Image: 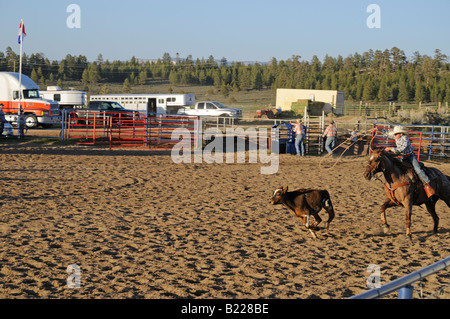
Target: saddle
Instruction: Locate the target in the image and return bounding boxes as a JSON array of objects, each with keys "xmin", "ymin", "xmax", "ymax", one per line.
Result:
[
  {"xmin": 395, "ymin": 157, "xmax": 427, "ymax": 184},
  {"xmin": 401, "ymin": 159, "xmax": 426, "ymax": 171}
]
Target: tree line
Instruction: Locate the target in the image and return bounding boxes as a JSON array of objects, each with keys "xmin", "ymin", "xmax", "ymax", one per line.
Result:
[{"xmin": 1, "ymin": 46, "xmax": 450, "ymax": 103}]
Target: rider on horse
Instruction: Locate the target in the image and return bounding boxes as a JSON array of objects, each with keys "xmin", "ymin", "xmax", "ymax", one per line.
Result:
[{"xmin": 385, "ymin": 126, "xmax": 436, "ymax": 198}]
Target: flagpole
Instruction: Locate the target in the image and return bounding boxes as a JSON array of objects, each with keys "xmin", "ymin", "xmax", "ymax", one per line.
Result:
[{"xmin": 18, "ymin": 19, "xmax": 23, "ymax": 116}]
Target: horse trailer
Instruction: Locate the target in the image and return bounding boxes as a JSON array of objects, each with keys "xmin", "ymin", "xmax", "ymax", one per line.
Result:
[
  {"xmin": 89, "ymin": 94, "xmax": 195, "ymax": 116},
  {"xmin": 40, "ymin": 86, "xmax": 87, "ymax": 110}
]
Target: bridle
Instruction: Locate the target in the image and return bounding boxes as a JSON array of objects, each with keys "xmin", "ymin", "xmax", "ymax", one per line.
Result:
[
  {"xmin": 366, "ymin": 152, "xmax": 410, "ymax": 206},
  {"xmin": 366, "ymin": 154, "xmax": 383, "ymax": 180}
]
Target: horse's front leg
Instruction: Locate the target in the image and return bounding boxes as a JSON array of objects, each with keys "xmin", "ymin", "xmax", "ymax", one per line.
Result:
[{"xmin": 380, "ymin": 198, "xmax": 395, "ymax": 233}]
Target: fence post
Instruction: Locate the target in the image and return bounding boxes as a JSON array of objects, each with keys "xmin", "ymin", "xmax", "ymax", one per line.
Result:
[
  {"xmin": 109, "ymin": 117, "xmax": 112, "ymax": 149},
  {"xmin": 428, "ymin": 125, "xmax": 435, "ymax": 161},
  {"xmin": 61, "ymin": 110, "xmax": 66, "ymax": 141},
  {"xmin": 398, "ymin": 285, "xmax": 414, "ymax": 299},
  {"xmin": 417, "ymin": 131, "xmax": 422, "ymax": 162}
]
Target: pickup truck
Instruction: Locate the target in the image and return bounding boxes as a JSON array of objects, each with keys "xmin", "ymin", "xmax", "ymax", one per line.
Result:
[
  {"xmin": 68, "ymin": 100, "xmax": 139, "ymax": 124},
  {"xmin": 177, "ymin": 101, "xmax": 242, "ymax": 118}
]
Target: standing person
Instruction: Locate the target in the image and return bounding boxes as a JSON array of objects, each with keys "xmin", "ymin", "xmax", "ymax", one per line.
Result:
[
  {"xmin": 18, "ymin": 111, "xmax": 26, "ymax": 139},
  {"xmin": 350, "ymin": 127, "xmax": 358, "ymax": 143},
  {"xmin": 385, "ymin": 126, "xmax": 435, "ymax": 197},
  {"xmin": 285, "ymin": 122, "xmax": 296, "ymax": 155},
  {"xmin": 0, "ymin": 104, "xmax": 6, "ymax": 136},
  {"xmin": 293, "ymin": 119, "xmax": 306, "ymax": 156},
  {"xmin": 322, "ymin": 120, "xmax": 337, "ymax": 155},
  {"xmin": 351, "ymin": 126, "xmax": 359, "ymax": 155}
]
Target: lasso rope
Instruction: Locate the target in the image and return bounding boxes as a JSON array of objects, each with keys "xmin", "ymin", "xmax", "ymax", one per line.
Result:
[{"xmin": 319, "ymin": 129, "xmax": 374, "ymax": 170}]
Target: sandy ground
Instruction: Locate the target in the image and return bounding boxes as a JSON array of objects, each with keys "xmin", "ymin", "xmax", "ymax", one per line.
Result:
[{"xmin": 0, "ymin": 141, "xmax": 449, "ymax": 299}]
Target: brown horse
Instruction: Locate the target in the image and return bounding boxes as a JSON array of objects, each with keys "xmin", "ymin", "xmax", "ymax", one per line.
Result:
[{"xmin": 364, "ymin": 148, "xmax": 450, "ymax": 237}]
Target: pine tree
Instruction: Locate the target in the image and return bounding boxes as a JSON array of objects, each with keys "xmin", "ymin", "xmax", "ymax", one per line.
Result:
[
  {"xmin": 251, "ymin": 67, "xmax": 263, "ymax": 90},
  {"xmin": 363, "ymin": 78, "xmax": 377, "ymax": 101},
  {"xmin": 377, "ymin": 77, "xmax": 390, "ymax": 101},
  {"xmin": 169, "ymin": 71, "xmax": 179, "ymax": 85},
  {"xmin": 138, "ymin": 70, "xmax": 147, "ymax": 85},
  {"xmin": 30, "ymin": 68, "xmax": 39, "ymax": 84},
  {"xmin": 415, "ymin": 81, "xmax": 425, "ymax": 104},
  {"xmin": 81, "ymin": 69, "xmax": 89, "ymax": 84},
  {"xmin": 87, "ymin": 63, "xmax": 100, "ymax": 84},
  {"xmin": 123, "ymin": 78, "xmax": 132, "ymax": 93},
  {"xmin": 398, "ymin": 80, "xmax": 409, "ymax": 102}
]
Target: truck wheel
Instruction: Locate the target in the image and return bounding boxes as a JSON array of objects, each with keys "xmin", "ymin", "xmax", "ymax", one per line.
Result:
[{"xmin": 25, "ymin": 115, "xmax": 38, "ymax": 129}]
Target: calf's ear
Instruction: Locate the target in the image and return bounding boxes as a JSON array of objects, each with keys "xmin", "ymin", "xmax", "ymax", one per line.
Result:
[{"xmin": 284, "ymin": 186, "xmax": 288, "ymax": 193}]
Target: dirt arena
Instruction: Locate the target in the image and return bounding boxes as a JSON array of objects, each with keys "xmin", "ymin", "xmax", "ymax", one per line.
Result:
[{"xmin": 0, "ymin": 141, "xmax": 449, "ymax": 299}]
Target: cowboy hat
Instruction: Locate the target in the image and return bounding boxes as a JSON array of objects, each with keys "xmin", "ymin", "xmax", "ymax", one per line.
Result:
[{"xmin": 389, "ymin": 126, "xmax": 408, "ymax": 137}]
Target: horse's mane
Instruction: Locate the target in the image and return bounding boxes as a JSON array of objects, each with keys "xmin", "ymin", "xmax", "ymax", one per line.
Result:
[{"xmin": 380, "ymin": 150, "xmax": 410, "ymax": 174}]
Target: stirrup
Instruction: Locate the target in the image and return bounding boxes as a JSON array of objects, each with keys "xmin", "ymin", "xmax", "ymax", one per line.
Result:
[{"xmin": 424, "ymin": 184, "xmax": 436, "ymax": 198}]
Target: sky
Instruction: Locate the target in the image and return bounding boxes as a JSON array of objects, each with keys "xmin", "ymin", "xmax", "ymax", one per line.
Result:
[{"xmin": 0, "ymin": 0, "xmax": 449, "ymax": 63}]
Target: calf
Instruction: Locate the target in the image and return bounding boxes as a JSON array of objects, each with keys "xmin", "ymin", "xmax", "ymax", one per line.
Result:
[{"xmin": 271, "ymin": 186, "xmax": 335, "ymax": 239}]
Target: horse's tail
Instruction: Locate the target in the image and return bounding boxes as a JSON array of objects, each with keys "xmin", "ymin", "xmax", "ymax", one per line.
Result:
[
  {"xmin": 445, "ymin": 175, "xmax": 450, "ymax": 207},
  {"xmin": 322, "ymin": 190, "xmax": 335, "ymax": 229}
]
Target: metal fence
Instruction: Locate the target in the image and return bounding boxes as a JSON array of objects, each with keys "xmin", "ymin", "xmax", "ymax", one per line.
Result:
[
  {"xmin": 350, "ymin": 256, "xmax": 450, "ymax": 299},
  {"xmin": 372, "ymin": 123, "xmax": 449, "ymax": 161},
  {"xmin": 63, "ymin": 110, "xmax": 199, "ymax": 150},
  {"xmin": 344, "ymin": 102, "xmax": 449, "ymax": 117}
]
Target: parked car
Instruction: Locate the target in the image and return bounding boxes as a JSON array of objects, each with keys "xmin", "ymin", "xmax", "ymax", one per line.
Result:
[
  {"xmin": 69, "ymin": 101, "xmax": 139, "ymax": 124},
  {"xmin": 177, "ymin": 101, "xmax": 242, "ymax": 118}
]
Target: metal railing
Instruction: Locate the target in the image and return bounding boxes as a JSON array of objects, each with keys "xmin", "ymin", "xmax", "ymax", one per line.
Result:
[
  {"xmin": 373, "ymin": 123, "xmax": 450, "ymax": 161},
  {"xmin": 350, "ymin": 256, "xmax": 450, "ymax": 299}
]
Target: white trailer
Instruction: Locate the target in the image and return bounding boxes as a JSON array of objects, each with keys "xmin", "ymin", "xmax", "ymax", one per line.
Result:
[
  {"xmin": 89, "ymin": 94, "xmax": 195, "ymax": 116},
  {"xmin": 40, "ymin": 86, "xmax": 87, "ymax": 109}
]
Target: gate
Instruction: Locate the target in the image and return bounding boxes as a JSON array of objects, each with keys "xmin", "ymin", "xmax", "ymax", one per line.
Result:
[
  {"xmin": 109, "ymin": 114, "xmax": 199, "ymax": 150},
  {"xmin": 303, "ymin": 110, "xmax": 325, "ymax": 155},
  {"xmin": 66, "ymin": 111, "xmax": 137, "ymax": 145},
  {"xmin": 371, "ymin": 124, "xmax": 423, "ymax": 161},
  {"xmin": 65, "ymin": 111, "xmax": 199, "ymax": 150}
]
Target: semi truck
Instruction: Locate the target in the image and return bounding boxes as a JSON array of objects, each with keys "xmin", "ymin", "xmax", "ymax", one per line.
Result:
[{"xmin": 0, "ymin": 72, "xmax": 61, "ymax": 128}]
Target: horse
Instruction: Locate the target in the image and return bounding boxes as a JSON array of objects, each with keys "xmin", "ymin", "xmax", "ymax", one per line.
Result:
[{"xmin": 364, "ymin": 148, "xmax": 450, "ymax": 237}]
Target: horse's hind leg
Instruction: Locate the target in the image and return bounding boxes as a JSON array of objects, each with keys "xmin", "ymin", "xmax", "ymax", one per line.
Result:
[{"xmin": 425, "ymin": 198, "xmax": 440, "ymax": 234}]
